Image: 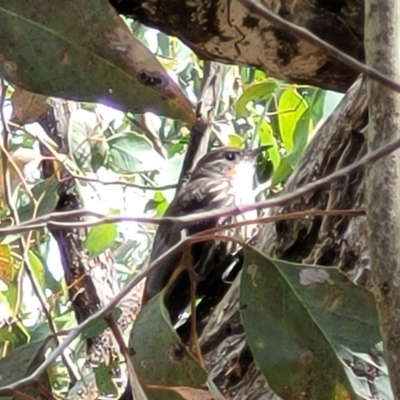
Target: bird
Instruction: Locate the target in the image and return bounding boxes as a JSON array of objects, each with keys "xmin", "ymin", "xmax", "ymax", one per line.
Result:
[
  {"xmin": 142, "ymin": 146, "xmax": 265, "ymax": 318},
  {"xmin": 119, "ymin": 146, "xmax": 264, "ymax": 400}
]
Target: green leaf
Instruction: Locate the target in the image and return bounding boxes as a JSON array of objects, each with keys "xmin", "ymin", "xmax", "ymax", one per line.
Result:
[
  {"xmin": 108, "ymin": 132, "xmax": 164, "ymax": 173},
  {"xmin": 0, "ymin": 234, "xmax": 23, "ymax": 245},
  {"xmin": 0, "ymin": 328, "xmax": 17, "ymax": 344},
  {"xmin": 272, "ymin": 95, "xmax": 315, "ymax": 186},
  {"xmin": 277, "ymin": 87, "xmax": 308, "ymax": 152},
  {"xmin": 240, "ymin": 248, "xmax": 385, "ymax": 400},
  {"xmin": 274, "ymin": 89, "xmax": 325, "ymax": 186},
  {"xmin": 0, "ymin": 0, "xmax": 195, "ymax": 122},
  {"xmin": 235, "ymin": 79, "xmax": 278, "ymax": 117},
  {"xmin": 271, "ymin": 154, "xmax": 295, "ymax": 186},
  {"xmin": 130, "ymin": 293, "xmax": 208, "ymax": 389},
  {"xmin": 82, "ymin": 308, "xmax": 122, "ymax": 339},
  {"xmin": 309, "ymin": 89, "xmax": 326, "ymax": 123},
  {"xmin": 0, "ymin": 338, "xmax": 55, "ymax": 398},
  {"xmin": 291, "ymin": 110, "xmax": 311, "ymax": 158},
  {"xmin": 95, "ymin": 363, "xmax": 118, "ymax": 395},
  {"xmin": 227, "ymin": 133, "xmax": 244, "ymax": 147},
  {"xmin": 145, "ymin": 192, "xmax": 167, "ymax": 216},
  {"xmin": 84, "ymin": 223, "xmax": 117, "ymax": 257},
  {"xmin": 257, "ymin": 119, "xmax": 280, "ymax": 173},
  {"xmin": 18, "ymin": 177, "xmax": 60, "ymax": 222},
  {"xmin": 37, "ymin": 241, "xmax": 63, "ymax": 294},
  {"xmin": 29, "ymin": 321, "xmax": 51, "ymax": 342},
  {"xmin": 67, "ymin": 108, "xmax": 107, "ymax": 173},
  {"xmin": 28, "ymin": 250, "xmax": 45, "ymax": 290}
]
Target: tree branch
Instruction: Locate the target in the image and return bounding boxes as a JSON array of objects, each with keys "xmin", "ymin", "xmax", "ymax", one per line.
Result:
[{"xmin": 239, "ymin": 0, "xmax": 400, "ymax": 93}]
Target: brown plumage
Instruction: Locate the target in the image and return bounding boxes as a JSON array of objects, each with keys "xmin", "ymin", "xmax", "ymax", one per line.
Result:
[{"xmin": 143, "ymin": 146, "xmax": 263, "ymax": 316}]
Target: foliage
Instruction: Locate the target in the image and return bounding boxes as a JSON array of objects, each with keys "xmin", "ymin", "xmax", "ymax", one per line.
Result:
[
  {"xmin": 0, "ymin": 3, "xmax": 386, "ymax": 400},
  {"xmin": 240, "ymin": 251, "xmax": 384, "ymax": 400},
  {"xmin": 0, "ymin": 0, "xmax": 195, "ymax": 122}
]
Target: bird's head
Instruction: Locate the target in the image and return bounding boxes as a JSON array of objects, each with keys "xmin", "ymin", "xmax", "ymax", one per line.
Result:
[{"xmin": 192, "ymin": 146, "xmax": 267, "ymax": 182}]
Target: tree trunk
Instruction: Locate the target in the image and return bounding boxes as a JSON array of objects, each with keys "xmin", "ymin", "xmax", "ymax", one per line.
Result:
[{"xmin": 364, "ymin": 0, "xmax": 400, "ymax": 396}]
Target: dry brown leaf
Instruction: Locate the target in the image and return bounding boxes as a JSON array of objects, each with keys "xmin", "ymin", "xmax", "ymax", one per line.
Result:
[{"xmin": 11, "ymin": 87, "xmax": 49, "ymax": 124}]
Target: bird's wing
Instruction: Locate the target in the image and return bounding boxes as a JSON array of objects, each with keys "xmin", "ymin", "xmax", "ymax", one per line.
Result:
[{"xmin": 144, "ymin": 178, "xmax": 233, "ymax": 301}]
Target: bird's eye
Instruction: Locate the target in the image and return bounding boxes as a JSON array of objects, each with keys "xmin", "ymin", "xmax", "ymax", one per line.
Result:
[{"xmin": 225, "ymin": 152, "xmax": 236, "ymax": 161}]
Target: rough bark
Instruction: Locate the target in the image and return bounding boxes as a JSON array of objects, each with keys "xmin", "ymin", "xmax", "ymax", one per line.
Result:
[
  {"xmin": 109, "ymin": 0, "xmax": 364, "ymax": 91},
  {"xmin": 198, "ymin": 78, "xmax": 371, "ymax": 399},
  {"xmin": 364, "ymin": 1, "xmax": 400, "ymax": 397}
]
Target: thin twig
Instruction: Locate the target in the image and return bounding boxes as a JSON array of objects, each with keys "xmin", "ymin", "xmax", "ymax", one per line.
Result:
[
  {"xmin": 0, "ymin": 80, "xmax": 17, "ymax": 212},
  {"xmin": 0, "ymin": 208, "xmax": 361, "ymax": 237},
  {"xmin": 14, "ymin": 120, "xmax": 176, "ymax": 192},
  {"xmin": 0, "ymin": 230, "xmax": 192, "ymax": 393},
  {"xmin": 0, "ymin": 83, "xmax": 32, "ymax": 356},
  {"xmin": 71, "ymin": 174, "xmax": 177, "ymax": 191},
  {"xmin": 1, "ymin": 132, "xmax": 399, "ymax": 237},
  {"xmin": 195, "ymin": 208, "xmax": 364, "ymax": 237},
  {"xmin": 129, "ymin": 115, "xmax": 168, "ymax": 159},
  {"xmin": 0, "ymin": 84, "xmax": 77, "ymax": 384},
  {"xmin": 0, "ymin": 204, "xmax": 365, "ymax": 395},
  {"xmin": 0, "ymin": 231, "xmax": 249, "ymax": 394}
]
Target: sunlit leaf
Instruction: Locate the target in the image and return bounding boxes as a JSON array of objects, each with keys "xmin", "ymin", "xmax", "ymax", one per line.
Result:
[
  {"xmin": 277, "ymin": 87, "xmax": 308, "ymax": 152},
  {"xmin": 84, "ymin": 223, "xmax": 117, "ymax": 257},
  {"xmin": 235, "ymin": 79, "xmax": 278, "ymax": 117},
  {"xmin": 145, "ymin": 191, "xmax": 169, "ymax": 217},
  {"xmin": 108, "ymin": 132, "xmax": 164, "ymax": 173},
  {"xmin": 28, "ymin": 250, "xmax": 45, "ymax": 290},
  {"xmin": 227, "ymin": 133, "xmax": 244, "ymax": 147},
  {"xmin": 257, "ymin": 119, "xmax": 280, "ymax": 173}
]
